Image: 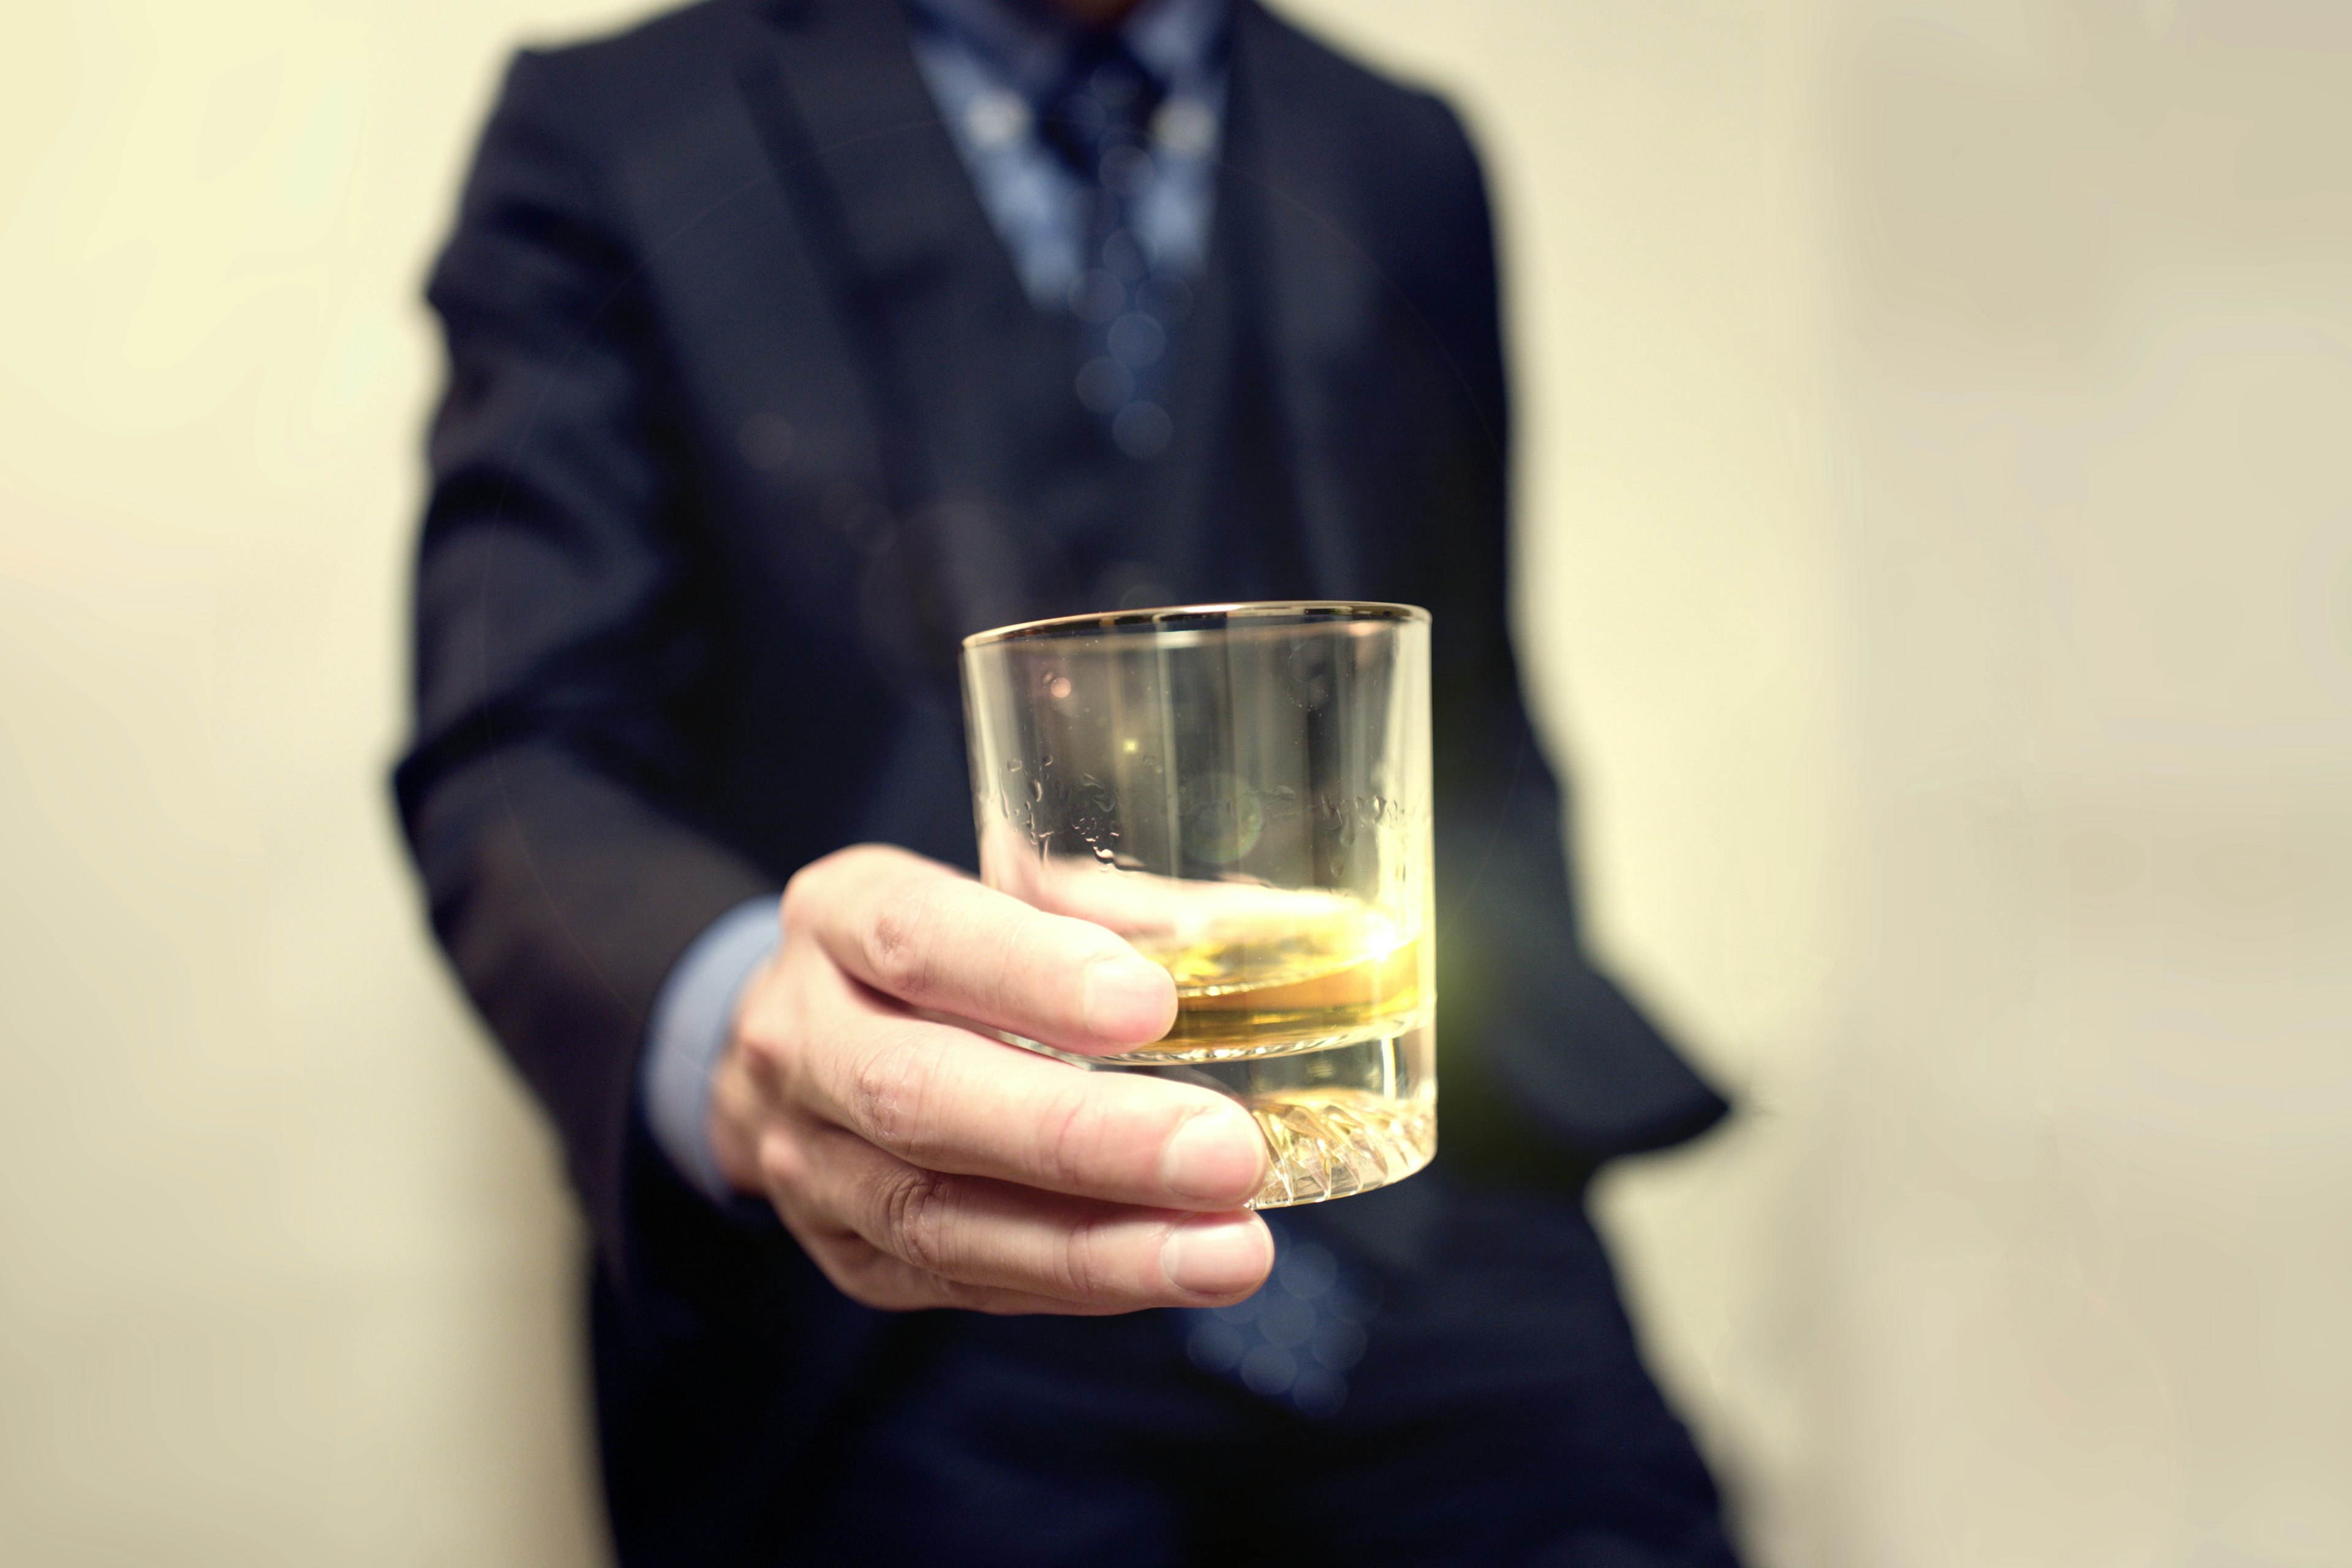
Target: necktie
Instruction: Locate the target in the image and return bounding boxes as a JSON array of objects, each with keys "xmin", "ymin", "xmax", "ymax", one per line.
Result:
[
  {"xmin": 1176, "ymin": 1213, "xmax": 1382, "ymax": 1418},
  {"xmin": 1039, "ymin": 37, "xmax": 1183, "ymax": 459}
]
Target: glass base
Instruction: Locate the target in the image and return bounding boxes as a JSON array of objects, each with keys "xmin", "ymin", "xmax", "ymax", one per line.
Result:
[{"xmin": 1106, "ymin": 1026, "xmax": 1436, "ymax": 1207}]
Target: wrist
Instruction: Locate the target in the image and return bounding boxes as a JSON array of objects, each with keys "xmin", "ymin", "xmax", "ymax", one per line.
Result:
[{"xmin": 640, "ymin": 894, "xmax": 783, "ymax": 1205}]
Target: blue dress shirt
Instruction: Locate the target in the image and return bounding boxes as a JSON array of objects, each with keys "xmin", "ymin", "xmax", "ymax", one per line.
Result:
[
  {"xmin": 639, "ymin": 0, "xmax": 1232, "ymax": 1203},
  {"xmin": 907, "ymin": 0, "xmax": 1229, "ymax": 306}
]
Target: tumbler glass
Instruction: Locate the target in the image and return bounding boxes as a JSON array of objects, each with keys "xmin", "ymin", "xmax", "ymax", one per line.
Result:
[{"xmin": 961, "ymin": 602, "xmax": 1436, "ymax": 1207}]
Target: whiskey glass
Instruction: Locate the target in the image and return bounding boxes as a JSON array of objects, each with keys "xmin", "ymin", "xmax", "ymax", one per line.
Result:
[{"xmin": 960, "ymin": 602, "xmax": 1435, "ymax": 1206}]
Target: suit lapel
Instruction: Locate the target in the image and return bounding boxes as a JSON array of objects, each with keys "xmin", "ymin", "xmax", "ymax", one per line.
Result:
[
  {"xmin": 741, "ymin": 0, "xmax": 1053, "ymax": 665},
  {"xmin": 741, "ymin": 0, "xmax": 1027, "ymax": 333}
]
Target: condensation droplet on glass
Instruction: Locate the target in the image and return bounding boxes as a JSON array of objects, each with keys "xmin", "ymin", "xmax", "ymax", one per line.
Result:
[
  {"xmin": 1028, "ymin": 779, "xmax": 1044, "ymax": 802},
  {"xmin": 1047, "ymin": 674, "xmax": 1072, "ymax": 700}
]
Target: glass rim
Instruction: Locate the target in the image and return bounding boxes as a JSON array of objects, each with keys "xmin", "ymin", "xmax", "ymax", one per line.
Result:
[{"xmin": 962, "ymin": 600, "xmax": 1429, "ymax": 650}]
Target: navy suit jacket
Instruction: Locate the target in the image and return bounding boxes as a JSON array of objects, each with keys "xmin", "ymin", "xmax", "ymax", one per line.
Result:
[{"xmin": 397, "ymin": 0, "xmax": 1727, "ymax": 1549}]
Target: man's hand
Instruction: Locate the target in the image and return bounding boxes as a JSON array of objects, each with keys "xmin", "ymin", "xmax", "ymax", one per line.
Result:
[{"xmin": 707, "ymin": 845, "xmax": 1273, "ymax": 1314}]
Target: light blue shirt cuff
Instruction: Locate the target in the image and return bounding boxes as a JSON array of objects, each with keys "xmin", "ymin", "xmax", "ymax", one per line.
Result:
[{"xmin": 641, "ymin": 895, "xmax": 782, "ymax": 1206}]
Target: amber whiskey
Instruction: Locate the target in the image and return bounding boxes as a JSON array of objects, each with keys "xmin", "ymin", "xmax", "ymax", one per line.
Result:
[{"xmin": 1113, "ymin": 901, "xmax": 1436, "ymax": 1205}]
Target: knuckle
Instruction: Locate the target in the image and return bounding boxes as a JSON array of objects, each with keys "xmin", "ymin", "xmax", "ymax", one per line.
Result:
[
  {"xmin": 864, "ymin": 886, "xmax": 940, "ymax": 997},
  {"xmin": 731, "ymin": 970, "xmax": 789, "ymax": 1065},
  {"xmin": 1051, "ymin": 1212, "xmax": 1118, "ymax": 1302},
  {"xmin": 736, "ymin": 964, "xmax": 816, "ymax": 1102},
  {"xmin": 733, "ymin": 1016, "xmax": 779, "ymax": 1075},
  {"xmin": 813, "ymin": 1244, "xmax": 914, "ymax": 1312},
  {"xmin": 756, "ymin": 1129, "xmax": 805, "ymax": 1196},
  {"xmin": 779, "ymin": 862, "xmax": 827, "ymax": 927},
  {"xmin": 1038, "ymin": 1084, "xmax": 1109, "ymax": 1190},
  {"xmin": 844, "ymin": 1031, "xmax": 935, "ymax": 1153},
  {"xmin": 874, "ymin": 1166, "xmax": 957, "ymax": 1272}
]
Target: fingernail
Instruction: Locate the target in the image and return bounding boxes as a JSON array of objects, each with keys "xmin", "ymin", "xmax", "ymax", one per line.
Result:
[
  {"xmin": 1159, "ymin": 1106, "xmax": 1267, "ymax": 1203},
  {"xmin": 1161, "ymin": 1213, "xmax": 1272, "ymax": 1297},
  {"xmin": 1082, "ymin": 952, "xmax": 1175, "ymax": 1041}
]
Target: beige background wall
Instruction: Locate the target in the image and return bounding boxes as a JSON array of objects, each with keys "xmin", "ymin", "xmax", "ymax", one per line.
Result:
[{"xmin": 4, "ymin": 2, "xmax": 2346, "ymax": 1564}]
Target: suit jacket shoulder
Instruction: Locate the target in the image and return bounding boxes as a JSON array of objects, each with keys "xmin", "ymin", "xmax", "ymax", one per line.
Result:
[{"xmin": 1231, "ymin": 7, "xmax": 1493, "ymax": 255}]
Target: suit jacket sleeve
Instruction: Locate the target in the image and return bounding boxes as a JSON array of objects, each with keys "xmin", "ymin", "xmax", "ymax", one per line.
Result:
[
  {"xmin": 394, "ymin": 50, "xmax": 778, "ymax": 1268},
  {"xmin": 1408, "ymin": 97, "xmax": 1731, "ymax": 1164}
]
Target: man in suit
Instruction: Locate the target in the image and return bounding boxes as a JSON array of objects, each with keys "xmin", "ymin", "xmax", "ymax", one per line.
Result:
[{"xmin": 399, "ymin": 0, "xmax": 1740, "ymax": 1560}]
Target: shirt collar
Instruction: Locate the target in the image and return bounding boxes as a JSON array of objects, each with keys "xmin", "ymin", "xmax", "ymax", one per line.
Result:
[
  {"xmin": 903, "ymin": 0, "xmax": 1231, "ymax": 102},
  {"xmin": 1122, "ymin": 0, "xmax": 1229, "ymax": 86}
]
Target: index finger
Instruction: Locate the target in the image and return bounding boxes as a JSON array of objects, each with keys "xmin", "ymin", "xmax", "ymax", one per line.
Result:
[
  {"xmin": 787, "ymin": 845, "xmax": 1176, "ymax": 1055},
  {"xmin": 788, "ymin": 985, "xmax": 1268, "ymax": 1212}
]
